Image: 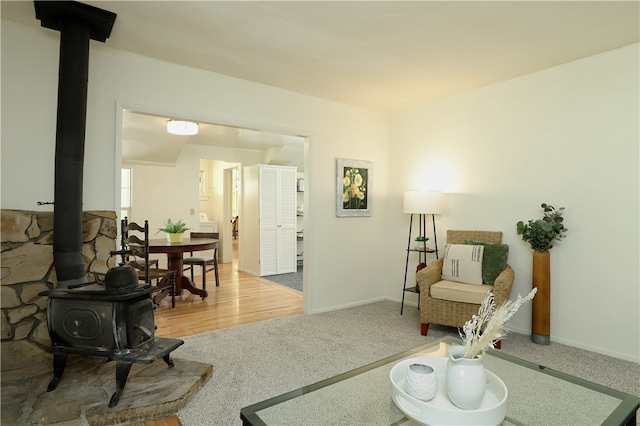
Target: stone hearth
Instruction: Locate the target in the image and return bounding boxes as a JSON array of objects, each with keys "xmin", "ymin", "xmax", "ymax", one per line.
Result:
[{"xmin": 2, "ymin": 354, "xmax": 212, "ymax": 425}]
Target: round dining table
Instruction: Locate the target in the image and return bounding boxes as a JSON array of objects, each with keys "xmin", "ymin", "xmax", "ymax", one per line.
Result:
[{"xmin": 147, "ymin": 237, "xmax": 219, "ymax": 301}]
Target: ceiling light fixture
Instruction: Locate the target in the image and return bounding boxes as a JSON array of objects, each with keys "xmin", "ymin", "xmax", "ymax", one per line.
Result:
[{"xmin": 167, "ymin": 119, "xmax": 198, "ymax": 135}]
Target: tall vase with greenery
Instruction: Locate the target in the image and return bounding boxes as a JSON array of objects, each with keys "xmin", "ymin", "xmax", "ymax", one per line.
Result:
[{"xmin": 516, "ymin": 203, "xmax": 568, "ymax": 345}]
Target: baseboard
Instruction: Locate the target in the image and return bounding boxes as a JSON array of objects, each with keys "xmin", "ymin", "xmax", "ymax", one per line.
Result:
[
  {"xmin": 309, "ymin": 296, "xmax": 387, "ymax": 314},
  {"xmin": 508, "ymin": 326, "xmax": 638, "ymax": 362},
  {"xmin": 385, "ymin": 296, "xmax": 418, "ymax": 308}
]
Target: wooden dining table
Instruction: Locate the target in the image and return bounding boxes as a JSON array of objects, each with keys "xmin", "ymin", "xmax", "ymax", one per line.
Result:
[{"xmin": 147, "ymin": 237, "xmax": 219, "ymax": 302}]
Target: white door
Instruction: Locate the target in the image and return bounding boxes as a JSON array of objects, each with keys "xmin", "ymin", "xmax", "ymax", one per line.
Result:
[
  {"xmin": 259, "ymin": 167, "xmax": 278, "ymax": 275},
  {"xmin": 276, "ymin": 167, "xmax": 297, "ymax": 274},
  {"xmin": 259, "ymin": 166, "xmax": 297, "ymax": 275}
]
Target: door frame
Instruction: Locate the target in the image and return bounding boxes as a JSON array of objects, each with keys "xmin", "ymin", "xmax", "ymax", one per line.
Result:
[
  {"xmin": 222, "ymin": 165, "xmax": 241, "ymax": 265},
  {"xmin": 116, "ymin": 102, "xmax": 310, "ymax": 311}
]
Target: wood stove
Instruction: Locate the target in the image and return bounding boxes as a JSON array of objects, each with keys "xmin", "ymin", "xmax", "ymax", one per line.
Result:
[
  {"xmin": 34, "ymin": 1, "xmax": 183, "ymax": 407},
  {"xmin": 43, "ymin": 276, "xmax": 183, "ymax": 407}
]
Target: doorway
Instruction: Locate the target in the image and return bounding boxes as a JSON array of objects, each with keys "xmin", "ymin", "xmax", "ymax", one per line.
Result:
[
  {"xmin": 223, "ymin": 165, "xmax": 241, "ymax": 266},
  {"xmin": 119, "ymin": 107, "xmax": 307, "ymax": 295}
]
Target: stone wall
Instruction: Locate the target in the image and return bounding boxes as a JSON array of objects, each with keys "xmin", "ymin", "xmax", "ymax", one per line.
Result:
[{"xmin": 1, "ymin": 210, "xmax": 117, "ymax": 371}]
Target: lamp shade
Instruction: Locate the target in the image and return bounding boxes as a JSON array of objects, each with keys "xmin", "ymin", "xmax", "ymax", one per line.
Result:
[
  {"xmin": 167, "ymin": 119, "xmax": 198, "ymax": 135},
  {"xmin": 403, "ymin": 190, "xmax": 442, "ymax": 214}
]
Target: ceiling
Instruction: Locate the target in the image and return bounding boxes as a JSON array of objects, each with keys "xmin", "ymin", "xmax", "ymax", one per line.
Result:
[
  {"xmin": 3, "ymin": 1, "xmax": 638, "ymax": 168},
  {"xmin": 121, "ymin": 110, "xmax": 306, "ymax": 168}
]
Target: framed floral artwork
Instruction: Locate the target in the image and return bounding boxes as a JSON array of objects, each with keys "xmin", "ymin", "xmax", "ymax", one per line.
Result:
[{"xmin": 336, "ymin": 158, "xmax": 373, "ymax": 217}]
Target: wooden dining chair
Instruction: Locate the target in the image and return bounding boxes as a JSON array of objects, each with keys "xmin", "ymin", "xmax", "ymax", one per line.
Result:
[
  {"xmin": 183, "ymin": 231, "xmax": 219, "ymax": 290},
  {"xmin": 121, "ymin": 217, "xmax": 176, "ymax": 308},
  {"xmin": 120, "ymin": 219, "xmax": 159, "ymax": 270}
]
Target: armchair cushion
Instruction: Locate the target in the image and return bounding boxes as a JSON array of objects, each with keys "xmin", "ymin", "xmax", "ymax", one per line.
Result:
[
  {"xmin": 441, "ymin": 243, "xmax": 484, "ymax": 285},
  {"xmin": 431, "ymin": 280, "xmax": 493, "ymax": 304},
  {"xmin": 465, "ymin": 239, "xmax": 509, "ymax": 285}
]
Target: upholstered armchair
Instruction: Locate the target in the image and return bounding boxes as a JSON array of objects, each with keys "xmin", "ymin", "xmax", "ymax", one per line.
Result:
[{"xmin": 417, "ymin": 230, "xmax": 515, "ymax": 338}]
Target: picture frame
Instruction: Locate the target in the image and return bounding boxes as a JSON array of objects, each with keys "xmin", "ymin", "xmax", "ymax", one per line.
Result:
[{"xmin": 336, "ymin": 158, "xmax": 373, "ymax": 217}]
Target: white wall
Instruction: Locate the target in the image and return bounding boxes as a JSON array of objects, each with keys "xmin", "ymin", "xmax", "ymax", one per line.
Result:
[
  {"xmin": 1, "ymin": 20, "xmax": 391, "ymax": 316},
  {"xmin": 388, "ymin": 44, "xmax": 640, "ymax": 361},
  {"xmin": 126, "ymin": 159, "xmax": 198, "ymax": 236}
]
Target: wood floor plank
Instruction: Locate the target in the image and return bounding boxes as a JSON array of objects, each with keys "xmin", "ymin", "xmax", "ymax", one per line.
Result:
[{"xmin": 154, "ymin": 261, "xmax": 302, "ymax": 338}]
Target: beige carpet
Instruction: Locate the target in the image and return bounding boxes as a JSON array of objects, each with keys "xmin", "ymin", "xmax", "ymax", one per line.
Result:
[{"xmin": 174, "ymin": 300, "xmax": 639, "ymax": 425}]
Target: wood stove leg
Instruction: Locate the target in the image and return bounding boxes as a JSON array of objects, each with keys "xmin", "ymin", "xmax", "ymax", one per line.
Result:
[
  {"xmin": 47, "ymin": 352, "xmax": 68, "ymax": 391},
  {"xmin": 109, "ymin": 361, "xmax": 133, "ymax": 408},
  {"xmin": 163, "ymin": 353, "xmax": 175, "ymax": 368}
]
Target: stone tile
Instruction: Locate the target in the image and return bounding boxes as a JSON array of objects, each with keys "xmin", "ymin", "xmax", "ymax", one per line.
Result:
[{"xmin": 0, "ymin": 210, "xmax": 32, "ymax": 243}]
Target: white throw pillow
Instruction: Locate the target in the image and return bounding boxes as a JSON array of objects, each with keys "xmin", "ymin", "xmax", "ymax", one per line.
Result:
[{"xmin": 441, "ymin": 243, "xmax": 484, "ymax": 285}]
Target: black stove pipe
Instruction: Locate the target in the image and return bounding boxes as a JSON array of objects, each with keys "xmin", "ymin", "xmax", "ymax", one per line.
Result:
[
  {"xmin": 35, "ymin": 1, "xmax": 116, "ymax": 288},
  {"xmin": 52, "ymin": 14, "xmax": 90, "ymax": 286}
]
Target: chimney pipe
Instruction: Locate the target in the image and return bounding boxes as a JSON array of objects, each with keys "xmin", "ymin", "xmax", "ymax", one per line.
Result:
[{"xmin": 35, "ymin": 1, "xmax": 116, "ymax": 287}]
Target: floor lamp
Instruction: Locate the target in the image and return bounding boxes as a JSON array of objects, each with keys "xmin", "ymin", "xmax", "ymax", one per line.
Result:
[{"xmin": 401, "ymin": 190, "xmax": 442, "ymax": 314}]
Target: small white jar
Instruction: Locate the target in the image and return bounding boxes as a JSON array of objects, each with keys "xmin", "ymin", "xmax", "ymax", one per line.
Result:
[{"xmin": 405, "ymin": 363, "xmax": 438, "ymax": 401}]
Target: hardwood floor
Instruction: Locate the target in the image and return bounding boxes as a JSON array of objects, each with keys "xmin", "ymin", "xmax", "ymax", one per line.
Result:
[{"xmin": 136, "ymin": 241, "xmax": 303, "ymax": 425}]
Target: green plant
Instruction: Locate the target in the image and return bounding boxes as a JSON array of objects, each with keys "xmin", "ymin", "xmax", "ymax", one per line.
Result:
[
  {"xmin": 516, "ymin": 203, "xmax": 568, "ymax": 251},
  {"xmin": 415, "ymin": 236, "xmax": 429, "ymax": 242},
  {"xmin": 158, "ymin": 218, "xmax": 190, "ymax": 234}
]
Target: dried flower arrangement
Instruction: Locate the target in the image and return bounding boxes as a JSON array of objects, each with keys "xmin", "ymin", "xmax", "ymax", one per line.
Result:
[{"xmin": 460, "ymin": 288, "xmax": 538, "ymax": 359}]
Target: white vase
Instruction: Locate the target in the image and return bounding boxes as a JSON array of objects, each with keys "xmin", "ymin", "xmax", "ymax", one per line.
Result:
[{"xmin": 446, "ymin": 345, "xmax": 486, "ymax": 410}]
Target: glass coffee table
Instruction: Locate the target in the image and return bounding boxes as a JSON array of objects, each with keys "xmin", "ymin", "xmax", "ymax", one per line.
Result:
[{"xmin": 240, "ymin": 336, "xmax": 639, "ymax": 425}]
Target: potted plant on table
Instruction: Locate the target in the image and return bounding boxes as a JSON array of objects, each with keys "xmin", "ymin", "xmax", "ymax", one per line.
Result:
[
  {"xmin": 158, "ymin": 218, "xmax": 190, "ymax": 243},
  {"xmin": 516, "ymin": 203, "xmax": 568, "ymax": 345}
]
